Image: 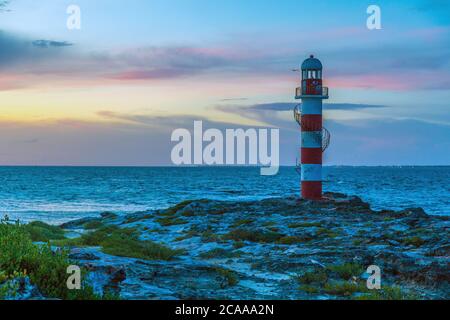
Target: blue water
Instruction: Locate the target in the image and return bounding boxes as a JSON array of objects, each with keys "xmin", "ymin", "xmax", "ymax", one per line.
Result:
[{"xmin": 0, "ymin": 166, "xmax": 448, "ymax": 224}]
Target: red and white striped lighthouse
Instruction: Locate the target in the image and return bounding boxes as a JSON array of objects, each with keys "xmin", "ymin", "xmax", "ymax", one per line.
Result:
[{"xmin": 294, "ymin": 55, "xmax": 330, "ymax": 200}]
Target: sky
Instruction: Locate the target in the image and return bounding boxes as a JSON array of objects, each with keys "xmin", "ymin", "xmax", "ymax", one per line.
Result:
[{"xmin": 0, "ymin": 0, "xmax": 449, "ymax": 166}]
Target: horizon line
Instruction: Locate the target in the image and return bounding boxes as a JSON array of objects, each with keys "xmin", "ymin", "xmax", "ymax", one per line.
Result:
[{"xmin": 0, "ymin": 165, "xmax": 448, "ymax": 168}]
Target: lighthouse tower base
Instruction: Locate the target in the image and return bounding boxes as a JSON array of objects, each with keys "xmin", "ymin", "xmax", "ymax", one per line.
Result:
[{"xmin": 302, "ymin": 181, "xmax": 322, "ymax": 200}]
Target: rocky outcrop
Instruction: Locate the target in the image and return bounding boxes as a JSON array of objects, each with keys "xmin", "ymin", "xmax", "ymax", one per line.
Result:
[
  {"xmin": 60, "ymin": 193, "xmax": 449, "ymax": 300},
  {"xmin": 0, "ymin": 277, "xmax": 43, "ymax": 300}
]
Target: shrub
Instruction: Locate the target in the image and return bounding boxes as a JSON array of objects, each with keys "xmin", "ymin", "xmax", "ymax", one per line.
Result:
[
  {"xmin": 402, "ymin": 236, "xmax": 425, "ymax": 247},
  {"xmin": 328, "ymin": 263, "xmax": 364, "ymax": 280},
  {"xmin": 277, "ymin": 236, "xmax": 304, "ymax": 245},
  {"xmin": 155, "ymin": 217, "xmax": 188, "ymax": 227},
  {"xmin": 355, "ymin": 286, "xmax": 419, "ymax": 300},
  {"xmin": 213, "ymin": 267, "xmax": 238, "ymax": 287},
  {"xmin": 288, "ymin": 222, "xmax": 321, "ymax": 228},
  {"xmin": 297, "ymin": 269, "xmax": 328, "ymax": 285},
  {"xmin": 83, "ymin": 220, "xmax": 104, "ymax": 230},
  {"xmin": 299, "ymin": 284, "xmax": 319, "ymax": 294},
  {"xmin": 23, "ymin": 221, "xmax": 66, "ymax": 242},
  {"xmin": 323, "ymin": 281, "xmax": 368, "ymax": 296},
  {"xmin": 0, "ymin": 221, "xmax": 100, "ymax": 300},
  {"xmin": 164, "ymin": 200, "xmax": 196, "ymax": 215},
  {"xmin": 316, "ymin": 227, "xmax": 339, "ymax": 238},
  {"xmin": 231, "ymin": 219, "xmax": 254, "ymax": 228}
]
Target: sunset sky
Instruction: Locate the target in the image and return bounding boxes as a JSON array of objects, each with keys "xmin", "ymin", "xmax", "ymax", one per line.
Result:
[{"xmin": 0, "ymin": 0, "xmax": 449, "ymax": 165}]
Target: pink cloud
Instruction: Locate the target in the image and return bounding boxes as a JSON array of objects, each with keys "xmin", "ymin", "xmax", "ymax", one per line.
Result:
[{"xmin": 328, "ymin": 70, "xmax": 450, "ymax": 91}]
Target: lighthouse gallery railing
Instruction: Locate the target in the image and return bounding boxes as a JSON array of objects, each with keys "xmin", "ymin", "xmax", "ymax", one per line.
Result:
[{"xmin": 295, "ymin": 86, "xmax": 329, "ymax": 98}]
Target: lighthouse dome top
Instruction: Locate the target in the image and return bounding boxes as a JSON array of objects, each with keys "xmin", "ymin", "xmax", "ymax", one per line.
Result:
[{"xmin": 301, "ymin": 55, "xmax": 322, "ymax": 70}]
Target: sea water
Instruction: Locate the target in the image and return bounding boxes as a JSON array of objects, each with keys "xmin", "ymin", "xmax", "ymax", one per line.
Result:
[{"xmin": 0, "ymin": 166, "xmax": 448, "ymax": 224}]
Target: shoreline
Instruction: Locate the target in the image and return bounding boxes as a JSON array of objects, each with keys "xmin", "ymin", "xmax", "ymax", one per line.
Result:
[{"xmin": 1, "ymin": 193, "xmax": 449, "ymax": 300}]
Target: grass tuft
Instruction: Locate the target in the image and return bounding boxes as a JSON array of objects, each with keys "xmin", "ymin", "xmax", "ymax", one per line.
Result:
[
  {"xmin": 55, "ymin": 225, "xmax": 182, "ymax": 261},
  {"xmin": 83, "ymin": 220, "xmax": 104, "ymax": 230},
  {"xmin": 402, "ymin": 236, "xmax": 425, "ymax": 247},
  {"xmin": 323, "ymin": 281, "xmax": 368, "ymax": 296},
  {"xmin": 297, "ymin": 269, "xmax": 328, "ymax": 285},
  {"xmin": 213, "ymin": 267, "xmax": 239, "ymax": 287},
  {"xmin": 327, "ymin": 262, "xmax": 364, "ymax": 280},
  {"xmin": 155, "ymin": 217, "xmax": 188, "ymax": 227},
  {"xmin": 23, "ymin": 221, "xmax": 66, "ymax": 242},
  {"xmin": 224, "ymin": 229, "xmax": 284, "ymax": 243}
]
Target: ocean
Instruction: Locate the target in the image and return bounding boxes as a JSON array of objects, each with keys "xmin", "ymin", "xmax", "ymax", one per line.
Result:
[{"xmin": 0, "ymin": 166, "xmax": 448, "ymax": 224}]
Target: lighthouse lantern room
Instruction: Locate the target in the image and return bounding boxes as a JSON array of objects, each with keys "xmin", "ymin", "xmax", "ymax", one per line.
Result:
[{"xmin": 294, "ymin": 55, "xmax": 330, "ymax": 200}]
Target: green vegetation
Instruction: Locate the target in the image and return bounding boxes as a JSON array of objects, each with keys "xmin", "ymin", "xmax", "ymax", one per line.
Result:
[
  {"xmin": 354, "ymin": 286, "xmax": 419, "ymax": 300},
  {"xmin": 352, "ymin": 239, "xmax": 364, "ymax": 246},
  {"xmin": 213, "ymin": 267, "xmax": 239, "ymax": 287},
  {"xmin": 200, "ymin": 230, "xmax": 222, "ymax": 243},
  {"xmin": 296, "ymin": 262, "xmax": 416, "ymax": 300},
  {"xmin": 83, "ymin": 220, "xmax": 104, "ymax": 230},
  {"xmin": 297, "ymin": 269, "xmax": 328, "ymax": 285},
  {"xmin": 208, "ymin": 205, "xmax": 228, "ymax": 215},
  {"xmin": 181, "ymin": 210, "xmax": 195, "ymax": 217},
  {"xmin": 231, "ymin": 219, "xmax": 254, "ymax": 228},
  {"xmin": 232, "ymin": 241, "xmax": 245, "ymax": 249},
  {"xmin": 164, "ymin": 200, "xmax": 198, "ymax": 215},
  {"xmin": 100, "ymin": 212, "xmax": 117, "ymax": 219},
  {"xmin": 328, "ymin": 262, "xmax": 364, "ymax": 280},
  {"xmin": 55, "ymin": 225, "xmax": 182, "ymax": 261},
  {"xmin": 224, "ymin": 228, "xmax": 284, "ymax": 243},
  {"xmin": 262, "ymin": 221, "xmax": 277, "ymax": 227},
  {"xmin": 124, "ymin": 214, "xmax": 153, "ymax": 224},
  {"xmin": 0, "ymin": 221, "xmax": 103, "ymax": 300},
  {"xmin": 402, "ymin": 236, "xmax": 425, "ymax": 247},
  {"xmin": 155, "ymin": 217, "xmax": 188, "ymax": 227},
  {"xmin": 288, "ymin": 222, "xmax": 321, "ymax": 228},
  {"xmin": 277, "ymin": 236, "xmax": 305, "ymax": 245},
  {"xmin": 323, "ymin": 281, "xmax": 368, "ymax": 296},
  {"xmin": 316, "ymin": 227, "xmax": 340, "ymax": 238},
  {"xmin": 299, "ymin": 284, "xmax": 319, "ymax": 294},
  {"xmin": 174, "ymin": 234, "xmax": 193, "ymax": 242},
  {"xmin": 22, "ymin": 221, "xmax": 66, "ymax": 242}
]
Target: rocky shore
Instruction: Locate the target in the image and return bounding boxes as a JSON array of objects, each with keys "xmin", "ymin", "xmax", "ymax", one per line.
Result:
[
  {"xmin": 2, "ymin": 193, "xmax": 449, "ymax": 300},
  {"xmin": 60, "ymin": 193, "xmax": 449, "ymax": 300}
]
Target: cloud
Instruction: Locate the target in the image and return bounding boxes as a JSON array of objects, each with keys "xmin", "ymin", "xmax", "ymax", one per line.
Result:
[
  {"xmin": 106, "ymin": 46, "xmax": 234, "ymax": 81},
  {"xmin": 109, "ymin": 68, "xmax": 196, "ymax": 81},
  {"xmin": 96, "ymin": 110, "xmax": 205, "ymax": 128},
  {"xmin": 220, "ymin": 98, "xmax": 248, "ymax": 102},
  {"xmin": 0, "ymin": 32, "xmax": 73, "ymax": 69},
  {"xmin": 0, "ymin": 35, "xmax": 236, "ymax": 83},
  {"xmin": 1, "ymin": 19, "xmax": 449, "ymax": 92},
  {"xmin": 0, "ymin": 1, "xmax": 10, "ymax": 12},
  {"xmin": 32, "ymin": 40, "xmax": 73, "ymax": 48},
  {"xmin": 0, "ymin": 114, "xmax": 448, "ymax": 166},
  {"xmin": 217, "ymin": 102, "xmax": 387, "ymax": 113}
]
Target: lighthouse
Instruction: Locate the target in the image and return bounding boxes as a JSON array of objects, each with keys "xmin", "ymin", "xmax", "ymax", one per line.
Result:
[{"xmin": 294, "ymin": 55, "xmax": 330, "ymax": 200}]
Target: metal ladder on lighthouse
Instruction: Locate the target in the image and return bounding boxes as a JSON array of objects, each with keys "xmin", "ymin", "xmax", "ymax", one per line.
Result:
[{"xmin": 294, "ymin": 104, "xmax": 330, "ymax": 175}]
